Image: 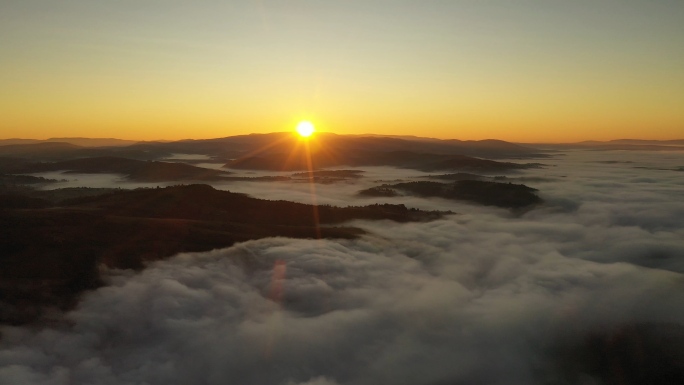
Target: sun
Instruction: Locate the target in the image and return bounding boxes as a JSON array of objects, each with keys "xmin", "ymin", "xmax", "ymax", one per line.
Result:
[{"xmin": 296, "ymin": 121, "xmax": 315, "ymax": 138}]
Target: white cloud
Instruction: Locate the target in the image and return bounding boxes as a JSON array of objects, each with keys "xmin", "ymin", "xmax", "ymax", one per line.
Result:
[{"xmin": 2, "ymin": 149, "xmax": 684, "ymax": 385}]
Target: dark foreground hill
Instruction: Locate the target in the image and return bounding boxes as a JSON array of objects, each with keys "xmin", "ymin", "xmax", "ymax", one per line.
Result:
[
  {"xmin": 0, "ymin": 184, "xmax": 446, "ymax": 326},
  {"xmin": 359, "ymin": 180, "xmax": 543, "ymax": 209},
  {"xmin": 548, "ymin": 322, "xmax": 684, "ymax": 385}
]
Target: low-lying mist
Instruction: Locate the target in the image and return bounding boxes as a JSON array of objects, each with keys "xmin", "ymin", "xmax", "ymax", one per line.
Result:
[{"xmin": 3, "ymin": 149, "xmax": 683, "ymax": 384}]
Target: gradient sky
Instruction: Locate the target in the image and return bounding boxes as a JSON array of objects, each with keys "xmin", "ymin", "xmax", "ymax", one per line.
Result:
[{"xmin": 1, "ymin": 1, "xmax": 683, "ymax": 142}]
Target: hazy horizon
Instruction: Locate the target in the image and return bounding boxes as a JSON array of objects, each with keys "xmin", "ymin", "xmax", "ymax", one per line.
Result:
[{"xmin": 2, "ymin": 132, "xmax": 684, "ymax": 144}]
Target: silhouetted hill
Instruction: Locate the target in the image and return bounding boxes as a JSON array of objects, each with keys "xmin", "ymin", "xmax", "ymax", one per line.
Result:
[
  {"xmin": 416, "ymin": 154, "xmax": 541, "ymax": 172},
  {"xmin": 22, "ymin": 187, "xmax": 120, "ymax": 203},
  {"xmin": 593, "ymin": 139, "xmax": 684, "ymax": 145},
  {"xmin": 46, "ymin": 137, "xmax": 139, "ymax": 147},
  {"xmin": 0, "ymin": 142, "xmax": 171, "ymax": 161},
  {"xmin": 124, "ymin": 132, "xmax": 547, "ymax": 162},
  {"xmin": 548, "ymin": 323, "xmax": 684, "ymax": 385},
  {"xmin": 360, "ymin": 180, "xmax": 542, "ymax": 209},
  {"xmin": 0, "ymin": 133, "xmax": 547, "ymax": 165},
  {"xmin": 320, "ymin": 133, "xmax": 541, "ymax": 158},
  {"xmin": 65, "ymin": 184, "xmax": 443, "ymax": 224},
  {"xmin": 0, "ymin": 184, "xmax": 447, "ymax": 326},
  {"xmin": 225, "ymin": 153, "xmax": 324, "ymax": 171},
  {"xmin": 521, "ymin": 139, "xmax": 684, "ymax": 151},
  {"xmin": 291, "ymin": 170, "xmax": 365, "ymax": 184},
  {"xmin": 357, "ymin": 186, "xmax": 399, "ymax": 197},
  {"xmin": 0, "ymin": 142, "xmax": 82, "ymax": 157},
  {"xmin": 0, "ymin": 174, "xmax": 59, "ymax": 187},
  {"xmin": 291, "ymin": 170, "xmax": 364, "ymax": 178},
  {"xmin": 0, "ymin": 138, "xmax": 139, "ymax": 147},
  {"xmin": 226, "ymin": 150, "xmax": 540, "ymax": 173},
  {"xmin": 129, "ymin": 132, "xmax": 542, "ymax": 157},
  {"xmin": 15, "ymin": 156, "xmax": 234, "ymax": 182},
  {"xmin": 0, "ymin": 194, "xmax": 52, "ymax": 209},
  {"xmin": 423, "ymin": 173, "xmax": 485, "ymax": 181}
]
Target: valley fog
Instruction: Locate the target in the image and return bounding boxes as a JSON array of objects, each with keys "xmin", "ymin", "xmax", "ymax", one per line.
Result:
[{"xmin": 3, "ymin": 149, "xmax": 683, "ymax": 384}]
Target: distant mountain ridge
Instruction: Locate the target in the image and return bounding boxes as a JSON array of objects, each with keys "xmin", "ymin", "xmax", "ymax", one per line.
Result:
[
  {"xmin": 224, "ymin": 149, "xmax": 540, "ymax": 172},
  {"xmin": 582, "ymin": 139, "xmax": 684, "ymax": 145},
  {"xmin": 517, "ymin": 139, "xmax": 684, "ymax": 151},
  {"xmin": 9, "ymin": 156, "xmax": 234, "ymax": 182},
  {"xmin": 2, "ymin": 133, "xmax": 546, "ymax": 161},
  {"xmin": 0, "ymin": 142, "xmax": 81, "ymax": 154},
  {"xmin": 0, "ymin": 138, "xmax": 139, "ymax": 147}
]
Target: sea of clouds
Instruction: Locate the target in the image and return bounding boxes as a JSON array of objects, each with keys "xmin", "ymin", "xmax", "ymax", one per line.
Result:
[{"xmin": 2, "ymin": 149, "xmax": 683, "ymax": 384}]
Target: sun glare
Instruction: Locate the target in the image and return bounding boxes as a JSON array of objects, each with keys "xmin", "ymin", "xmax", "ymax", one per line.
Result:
[{"xmin": 296, "ymin": 121, "xmax": 315, "ymax": 138}]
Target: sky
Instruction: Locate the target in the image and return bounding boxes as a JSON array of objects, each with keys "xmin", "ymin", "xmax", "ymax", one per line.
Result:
[{"xmin": 1, "ymin": 0, "xmax": 683, "ymax": 142}]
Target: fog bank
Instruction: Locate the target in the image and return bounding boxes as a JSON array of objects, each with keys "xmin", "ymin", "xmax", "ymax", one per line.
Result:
[{"xmin": 3, "ymin": 149, "xmax": 683, "ymax": 384}]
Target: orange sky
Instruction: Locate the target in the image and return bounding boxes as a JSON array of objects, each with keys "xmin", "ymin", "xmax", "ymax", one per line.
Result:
[{"xmin": 1, "ymin": 1, "xmax": 683, "ymax": 142}]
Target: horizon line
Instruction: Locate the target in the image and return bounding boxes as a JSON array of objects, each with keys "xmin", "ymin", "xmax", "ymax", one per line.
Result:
[{"xmin": 1, "ymin": 132, "xmax": 684, "ymax": 145}]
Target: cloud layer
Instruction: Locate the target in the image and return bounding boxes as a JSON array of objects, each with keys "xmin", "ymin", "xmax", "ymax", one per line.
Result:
[{"xmin": 3, "ymin": 149, "xmax": 684, "ymax": 384}]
